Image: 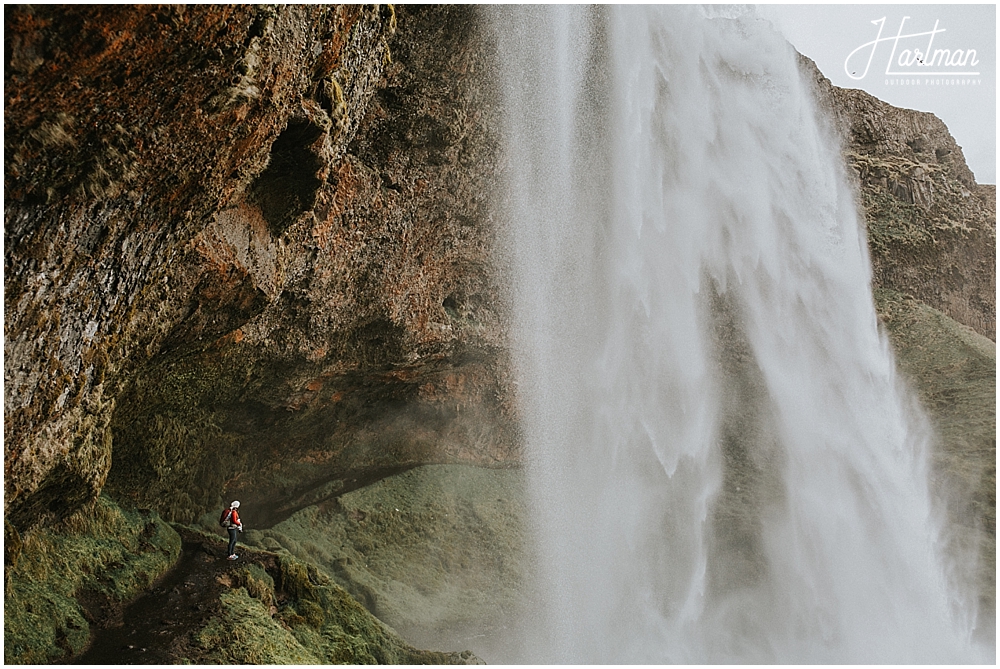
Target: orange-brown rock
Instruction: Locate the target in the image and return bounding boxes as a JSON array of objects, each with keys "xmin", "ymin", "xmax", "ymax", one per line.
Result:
[{"xmin": 5, "ymin": 5, "xmax": 516, "ymax": 532}]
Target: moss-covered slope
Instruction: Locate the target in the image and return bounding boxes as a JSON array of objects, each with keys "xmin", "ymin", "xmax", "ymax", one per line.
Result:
[
  {"xmin": 4, "ymin": 497, "xmax": 180, "ymax": 664},
  {"xmin": 185, "ymin": 533, "xmax": 483, "ymax": 664},
  {"xmin": 242, "ymin": 465, "xmax": 529, "ymax": 656},
  {"xmin": 875, "ymin": 289, "xmax": 996, "ymax": 634},
  {"xmin": 6, "ymin": 515, "xmax": 483, "ymax": 665}
]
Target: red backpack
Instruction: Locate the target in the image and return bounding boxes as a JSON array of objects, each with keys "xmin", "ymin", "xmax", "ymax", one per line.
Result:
[{"xmin": 219, "ymin": 508, "xmax": 234, "ymax": 528}]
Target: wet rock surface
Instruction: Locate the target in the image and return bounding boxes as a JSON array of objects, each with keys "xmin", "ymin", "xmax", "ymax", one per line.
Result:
[
  {"xmin": 6, "ymin": 5, "xmax": 516, "ymax": 535},
  {"xmin": 100, "ymin": 5, "xmax": 517, "ymax": 526},
  {"xmin": 5, "ymin": 3, "xmax": 395, "ymax": 533}
]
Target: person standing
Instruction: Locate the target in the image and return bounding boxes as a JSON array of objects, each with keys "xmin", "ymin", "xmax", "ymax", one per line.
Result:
[{"xmin": 221, "ymin": 500, "xmax": 243, "ymax": 560}]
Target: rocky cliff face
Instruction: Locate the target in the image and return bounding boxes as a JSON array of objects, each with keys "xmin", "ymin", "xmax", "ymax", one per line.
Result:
[
  {"xmin": 103, "ymin": 5, "xmax": 516, "ymax": 526},
  {"xmin": 6, "ymin": 5, "xmax": 516, "ymax": 536},
  {"xmin": 802, "ymin": 56, "xmax": 995, "ymax": 341}
]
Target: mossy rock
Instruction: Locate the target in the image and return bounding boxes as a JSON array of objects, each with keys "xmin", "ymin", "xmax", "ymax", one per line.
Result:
[
  {"xmin": 195, "ymin": 587, "xmax": 322, "ymax": 664},
  {"xmin": 191, "ymin": 547, "xmax": 481, "ymax": 664},
  {"xmin": 3, "ymin": 496, "xmax": 181, "ymax": 664}
]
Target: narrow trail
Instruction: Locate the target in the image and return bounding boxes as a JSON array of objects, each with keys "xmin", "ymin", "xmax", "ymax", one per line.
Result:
[
  {"xmin": 70, "ymin": 467, "xmax": 413, "ymax": 664},
  {"xmin": 72, "ymin": 527, "xmax": 275, "ymax": 665}
]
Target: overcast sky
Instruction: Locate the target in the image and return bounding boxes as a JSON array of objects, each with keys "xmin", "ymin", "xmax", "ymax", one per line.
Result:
[{"xmin": 759, "ymin": 4, "xmax": 996, "ymax": 184}]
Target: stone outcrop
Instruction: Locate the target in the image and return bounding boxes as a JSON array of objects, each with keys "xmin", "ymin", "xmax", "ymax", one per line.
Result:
[
  {"xmin": 5, "ymin": 5, "xmax": 517, "ymax": 534},
  {"xmin": 802, "ymin": 55, "xmax": 996, "ymax": 341},
  {"xmin": 103, "ymin": 5, "xmax": 517, "ymax": 524},
  {"xmin": 5, "ymin": 3, "xmax": 386, "ymax": 531}
]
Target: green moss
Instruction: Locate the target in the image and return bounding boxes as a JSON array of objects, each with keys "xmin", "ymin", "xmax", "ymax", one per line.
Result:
[
  {"xmin": 847, "ymin": 151, "xmax": 980, "ymax": 256},
  {"xmin": 4, "ymin": 496, "xmax": 181, "ymax": 664},
  {"xmin": 274, "ymin": 552, "xmax": 465, "ymax": 664},
  {"xmin": 875, "ymin": 288, "xmax": 995, "ymax": 616},
  {"xmin": 195, "ymin": 588, "xmax": 321, "ymax": 664},
  {"xmin": 194, "ymin": 550, "xmax": 471, "ymax": 664},
  {"xmin": 876, "ymin": 289, "xmax": 995, "ymax": 495},
  {"xmin": 106, "ymin": 342, "xmax": 264, "ymax": 522},
  {"xmin": 247, "ymin": 465, "xmax": 527, "ymax": 649},
  {"xmin": 232, "ymin": 562, "xmax": 276, "ymax": 608}
]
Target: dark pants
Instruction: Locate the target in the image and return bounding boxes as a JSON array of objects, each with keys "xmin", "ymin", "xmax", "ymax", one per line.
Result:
[{"xmin": 227, "ymin": 527, "xmax": 239, "ymax": 556}]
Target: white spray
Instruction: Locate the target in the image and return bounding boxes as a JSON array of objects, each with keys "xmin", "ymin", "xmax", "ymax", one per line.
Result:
[{"xmin": 494, "ymin": 5, "xmax": 985, "ymax": 663}]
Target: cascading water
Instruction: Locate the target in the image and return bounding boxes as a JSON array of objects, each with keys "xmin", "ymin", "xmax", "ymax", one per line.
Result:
[{"xmin": 493, "ymin": 5, "xmax": 988, "ymax": 663}]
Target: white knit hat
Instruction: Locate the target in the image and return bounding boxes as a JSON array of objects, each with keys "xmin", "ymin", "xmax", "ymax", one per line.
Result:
[{"xmin": 231, "ymin": 500, "xmax": 240, "ymax": 508}]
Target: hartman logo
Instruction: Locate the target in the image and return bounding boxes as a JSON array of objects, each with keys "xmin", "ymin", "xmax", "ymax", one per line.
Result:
[{"xmin": 845, "ymin": 17, "xmax": 982, "ymax": 80}]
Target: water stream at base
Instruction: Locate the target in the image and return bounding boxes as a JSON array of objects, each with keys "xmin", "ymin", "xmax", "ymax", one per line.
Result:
[{"xmin": 491, "ymin": 5, "xmax": 989, "ymax": 663}]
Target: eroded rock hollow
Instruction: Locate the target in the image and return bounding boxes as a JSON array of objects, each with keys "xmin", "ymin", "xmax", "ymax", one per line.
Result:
[{"xmin": 6, "ymin": 5, "xmax": 517, "ymax": 537}]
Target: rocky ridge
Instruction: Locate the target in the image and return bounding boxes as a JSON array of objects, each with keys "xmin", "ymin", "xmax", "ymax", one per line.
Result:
[
  {"xmin": 5, "ymin": 4, "xmax": 391, "ymax": 532},
  {"xmin": 802, "ymin": 55, "xmax": 995, "ymax": 341}
]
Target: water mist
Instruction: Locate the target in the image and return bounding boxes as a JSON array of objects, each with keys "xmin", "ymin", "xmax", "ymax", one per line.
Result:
[{"xmin": 493, "ymin": 6, "xmax": 988, "ymax": 663}]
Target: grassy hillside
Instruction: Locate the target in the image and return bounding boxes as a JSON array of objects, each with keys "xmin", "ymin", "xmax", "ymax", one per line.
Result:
[
  {"xmin": 875, "ymin": 288, "xmax": 996, "ymax": 634},
  {"xmin": 239, "ymin": 464, "xmax": 529, "ymax": 657}
]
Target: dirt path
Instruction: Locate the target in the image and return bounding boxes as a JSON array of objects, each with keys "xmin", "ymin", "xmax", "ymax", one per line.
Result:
[
  {"xmin": 72, "ymin": 528, "xmax": 273, "ymax": 665},
  {"xmin": 71, "ymin": 469, "xmax": 412, "ymax": 664}
]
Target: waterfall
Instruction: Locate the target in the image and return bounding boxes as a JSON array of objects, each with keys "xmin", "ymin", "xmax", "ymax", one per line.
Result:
[{"xmin": 493, "ymin": 6, "xmax": 985, "ymax": 663}]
